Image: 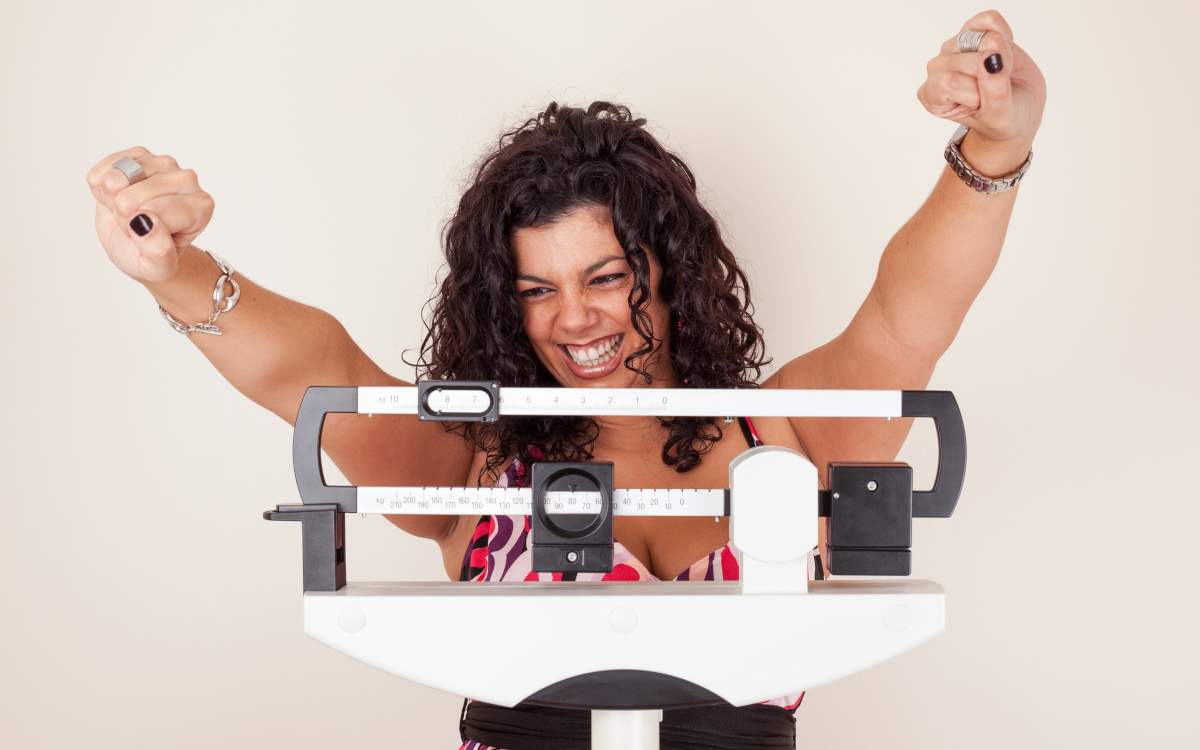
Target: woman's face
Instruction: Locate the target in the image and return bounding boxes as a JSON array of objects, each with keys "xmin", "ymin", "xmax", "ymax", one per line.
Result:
[{"xmin": 512, "ymin": 206, "xmax": 676, "ymax": 389}]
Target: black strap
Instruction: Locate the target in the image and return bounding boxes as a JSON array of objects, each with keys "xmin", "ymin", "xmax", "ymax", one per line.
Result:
[
  {"xmin": 459, "ymin": 697, "xmax": 470, "ymax": 743},
  {"xmin": 462, "ymin": 701, "xmax": 796, "ymax": 750},
  {"xmin": 462, "ymin": 702, "xmax": 589, "ymax": 750},
  {"xmin": 737, "ymin": 417, "xmax": 757, "ymax": 448}
]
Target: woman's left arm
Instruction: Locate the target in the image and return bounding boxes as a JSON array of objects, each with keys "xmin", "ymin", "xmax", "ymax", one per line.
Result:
[{"xmin": 764, "ymin": 10, "xmax": 1046, "ymax": 471}]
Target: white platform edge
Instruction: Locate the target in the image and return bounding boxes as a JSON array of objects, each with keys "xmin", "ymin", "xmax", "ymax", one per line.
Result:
[{"xmin": 303, "ymin": 579, "xmax": 945, "ymax": 707}]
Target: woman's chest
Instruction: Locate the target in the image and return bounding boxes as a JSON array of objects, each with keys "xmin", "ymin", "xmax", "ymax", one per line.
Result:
[{"xmin": 589, "ymin": 421, "xmax": 762, "ymax": 580}]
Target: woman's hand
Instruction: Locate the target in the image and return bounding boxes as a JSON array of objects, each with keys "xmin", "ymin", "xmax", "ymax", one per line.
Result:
[
  {"xmin": 85, "ymin": 147, "xmax": 215, "ymax": 283},
  {"xmin": 917, "ymin": 10, "xmax": 1046, "ymax": 159}
]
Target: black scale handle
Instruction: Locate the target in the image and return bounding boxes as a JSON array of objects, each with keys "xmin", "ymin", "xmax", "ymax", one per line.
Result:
[{"xmin": 903, "ymin": 390, "xmax": 967, "ymax": 518}]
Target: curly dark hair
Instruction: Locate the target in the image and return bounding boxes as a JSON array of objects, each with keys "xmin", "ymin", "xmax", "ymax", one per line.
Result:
[{"xmin": 417, "ymin": 101, "xmax": 769, "ymax": 483}]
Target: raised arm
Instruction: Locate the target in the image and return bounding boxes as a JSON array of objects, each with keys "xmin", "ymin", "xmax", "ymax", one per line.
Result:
[
  {"xmin": 86, "ymin": 148, "xmax": 474, "ymax": 541},
  {"xmin": 764, "ymin": 10, "xmax": 1046, "ymax": 472}
]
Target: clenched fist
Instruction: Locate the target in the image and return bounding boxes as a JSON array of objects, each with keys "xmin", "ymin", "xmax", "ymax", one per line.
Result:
[
  {"xmin": 86, "ymin": 147, "xmax": 215, "ymax": 283},
  {"xmin": 917, "ymin": 10, "xmax": 1046, "ymax": 157}
]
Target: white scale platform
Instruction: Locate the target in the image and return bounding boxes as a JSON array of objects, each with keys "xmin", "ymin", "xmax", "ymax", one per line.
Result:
[{"xmin": 307, "ymin": 579, "xmax": 945, "ymax": 708}]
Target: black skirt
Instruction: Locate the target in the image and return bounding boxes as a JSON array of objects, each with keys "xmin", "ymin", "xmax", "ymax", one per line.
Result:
[{"xmin": 461, "ymin": 700, "xmax": 798, "ymax": 750}]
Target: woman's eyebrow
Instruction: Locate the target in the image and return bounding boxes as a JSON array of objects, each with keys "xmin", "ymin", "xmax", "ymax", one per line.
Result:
[
  {"xmin": 515, "ymin": 255, "xmax": 626, "ymax": 284},
  {"xmin": 584, "ymin": 255, "xmax": 626, "ymax": 275}
]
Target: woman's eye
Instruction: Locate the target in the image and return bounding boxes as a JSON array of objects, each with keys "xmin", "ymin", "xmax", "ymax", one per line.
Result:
[
  {"xmin": 520, "ymin": 287, "xmax": 552, "ymax": 299},
  {"xmin": 591, "ymin": 273, "xmax": 627, "ymax": 286}
]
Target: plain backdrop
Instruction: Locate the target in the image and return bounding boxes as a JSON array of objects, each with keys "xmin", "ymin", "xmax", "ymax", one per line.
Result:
[{"xmin": 2, "ymin": 1, "xmax": 1197, "ymax": 748}]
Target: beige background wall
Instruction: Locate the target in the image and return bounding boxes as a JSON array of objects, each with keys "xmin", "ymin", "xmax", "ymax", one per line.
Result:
[{"xmin": 2, "ymin": 1, "xmax": 1196, "ymax": 747}]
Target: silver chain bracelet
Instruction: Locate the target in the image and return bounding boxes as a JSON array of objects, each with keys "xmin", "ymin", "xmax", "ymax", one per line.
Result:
[{"xmin": 159, "ymin": 250, "xmax": 241, "ymax": 336}]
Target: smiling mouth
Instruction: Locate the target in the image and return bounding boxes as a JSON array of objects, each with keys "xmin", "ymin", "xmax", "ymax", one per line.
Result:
[{"xmin": 561, "ymin": 334, "xmax": 623, "ymax": 368}]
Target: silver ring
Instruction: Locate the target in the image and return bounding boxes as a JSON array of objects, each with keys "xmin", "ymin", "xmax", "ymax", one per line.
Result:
[
  {"xmin": 957, "ymin": 30, "xmax": 985, "ymax": 53},
  {"xmin": 111, "ymin": 156, "xmax": 147, "ymax": 185}
]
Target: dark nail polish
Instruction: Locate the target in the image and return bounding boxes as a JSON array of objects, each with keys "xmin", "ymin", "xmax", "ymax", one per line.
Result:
[
  {"xmin": 130, "ymin": 214, "xmax": 152, "ymax": 236},
  {"xmin": 984, "ymin": 54, "xmax": 1003, "ymax": 74}
]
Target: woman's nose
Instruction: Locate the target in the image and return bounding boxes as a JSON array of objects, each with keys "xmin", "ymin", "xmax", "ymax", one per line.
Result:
[{"xmin": 557, "ymin": 290, "xmax": 599, "ymax": 333}]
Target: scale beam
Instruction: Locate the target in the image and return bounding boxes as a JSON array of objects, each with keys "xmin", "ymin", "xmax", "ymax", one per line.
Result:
[
  {"xmin": 355, "ymin": 486, "xmax": 728, "ymax": 517},
  {"xmin": 360, "ymin": 384, "xmax": 903, "ymax": 419},
  {"xmin": 290, "ymin": 384, "xmax": 964, "ymax": 520}
]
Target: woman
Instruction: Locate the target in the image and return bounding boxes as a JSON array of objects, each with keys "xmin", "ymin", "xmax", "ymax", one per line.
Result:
[{"xmin": 85, "ymin": 11, "xmax": 1043, "ymax": 749}]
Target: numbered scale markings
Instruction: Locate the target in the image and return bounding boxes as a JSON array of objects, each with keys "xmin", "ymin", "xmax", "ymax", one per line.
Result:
[
  {"xmin": 360, "ymin": 386, "xmax": 901, "ymax": 418},
  {"xmin": 357, "ymin": 486, "xmax": 727, "ymax": 517}
]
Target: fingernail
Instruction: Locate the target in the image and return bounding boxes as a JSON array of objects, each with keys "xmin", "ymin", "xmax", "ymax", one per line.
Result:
[
  {"xmin": 984, "ymin": 54, "xmax": 1003, "ymax": 74},
  {"xmin": 130, "ymin": 214, "xmax": 153, "ymax": 237}
]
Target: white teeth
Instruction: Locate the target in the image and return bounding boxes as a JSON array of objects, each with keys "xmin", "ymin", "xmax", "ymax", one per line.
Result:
[{"xmin": 566, "ymin": 334, "xmax": 621, "ymax": 368}]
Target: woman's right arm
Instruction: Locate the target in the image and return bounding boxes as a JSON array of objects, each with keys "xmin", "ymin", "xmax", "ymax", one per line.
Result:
[{"xmin": 87, "ymin": 147, "xmax": 475, "ymax": 542}]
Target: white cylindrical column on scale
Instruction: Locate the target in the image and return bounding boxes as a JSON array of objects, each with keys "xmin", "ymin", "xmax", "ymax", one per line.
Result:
[
  {"xmin": 591, "ymin": 709, "xmax": 661, "ymax": 750},
  {"xmin": 729, "ymin": 446, "xmax": 818, "ymax": 594}
]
